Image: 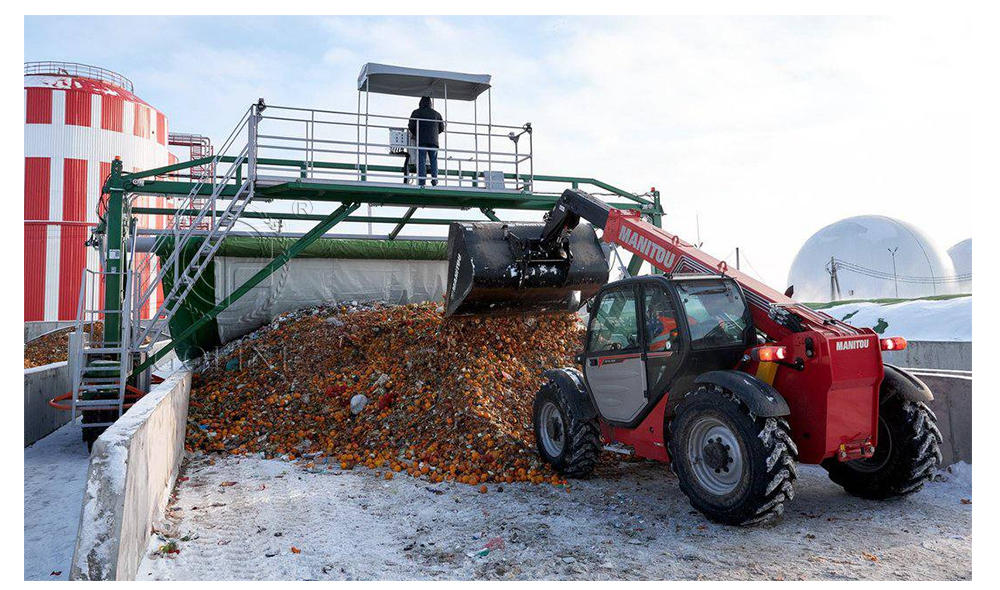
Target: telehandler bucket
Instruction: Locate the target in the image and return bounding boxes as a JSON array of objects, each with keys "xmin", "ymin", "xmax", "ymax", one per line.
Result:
[{"xmin": 444, "ymin": 221, "xmax": 609, "ymax": 317}]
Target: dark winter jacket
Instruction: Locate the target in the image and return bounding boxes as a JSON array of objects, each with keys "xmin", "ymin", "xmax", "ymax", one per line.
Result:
[{"xmin": 407, "ymin": 100, "xmax": 445, "ymax": 147}]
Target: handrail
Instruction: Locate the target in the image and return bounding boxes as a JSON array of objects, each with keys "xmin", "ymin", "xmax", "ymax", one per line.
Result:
[
  {"xmin": 265, "ymin": 104, "xmax": 527, "ymax": 130},
  {"xmin": 128, "ymin": 107, "xmax": 254, "ymax": 316},
  {"xmin": 25, "ymin": 61, "xmax": 134, "ymax": 92}
]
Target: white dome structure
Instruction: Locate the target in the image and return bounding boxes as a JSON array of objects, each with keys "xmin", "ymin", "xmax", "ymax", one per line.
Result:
[
  {"xmin": 947, "ymin": 239, "xmax": 972, "ymax": 293},
  {"xmin": 787, "ymin": 215, "xmax": 958, "ymax": 302}
]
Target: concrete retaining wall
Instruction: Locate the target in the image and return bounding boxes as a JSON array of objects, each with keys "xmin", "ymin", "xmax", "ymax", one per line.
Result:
[
  {"xmin": 24, "ymin": 320, "xmax": 75, "ymax": 342},
  {"xmin": 882, "ymin": 340, "xmax": 972, "ymax": 371},
  {"xmin": 70, "ymin": 369, "xmax": 192, "ymax": 581},
  {"xmin": 920, "ymin": 373, "xmax": 972, "ymax": 465},
  {"xmin": 24, "ymin": 362, "xmax": 71, "ymax": 446}
]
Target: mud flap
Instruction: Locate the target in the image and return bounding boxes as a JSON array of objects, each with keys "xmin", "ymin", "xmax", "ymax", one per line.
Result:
[
  {"xmin": 691, "ymin": 370, "xmax": 791, "ymax": 417},
  {"xmin": 881, "ymin": 364, "xmax": 934, "ymax": 404}
]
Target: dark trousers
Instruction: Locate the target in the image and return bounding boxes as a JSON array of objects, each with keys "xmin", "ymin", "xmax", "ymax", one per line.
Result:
[{"xmin": 416, "ymin": 146, "xmax": 439, "ymax": 186}]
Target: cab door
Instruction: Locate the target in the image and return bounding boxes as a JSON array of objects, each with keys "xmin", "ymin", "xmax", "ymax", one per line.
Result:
[
  {"xmin": 639, "ymin": 279, "xmax": 687, "ymax": 407},
  {"xmin": 582, "ymin": 283, "xmax": 647, "ymax": 423}
]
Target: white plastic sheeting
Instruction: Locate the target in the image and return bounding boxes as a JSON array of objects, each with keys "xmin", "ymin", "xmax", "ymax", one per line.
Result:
[{"xmin": 213, "ymin": 257, "xmax": 447, "ymax": 343}]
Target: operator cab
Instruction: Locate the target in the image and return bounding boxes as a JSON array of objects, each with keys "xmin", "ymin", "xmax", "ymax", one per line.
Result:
[{"xmin": 580, "ymin": 274, "xmax": 754, "ymax": 428}]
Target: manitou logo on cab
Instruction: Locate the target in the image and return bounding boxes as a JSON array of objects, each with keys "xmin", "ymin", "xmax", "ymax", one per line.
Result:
[{"xmin": 835, "ymin": 339, "xmax": 870, "ymax": 351}]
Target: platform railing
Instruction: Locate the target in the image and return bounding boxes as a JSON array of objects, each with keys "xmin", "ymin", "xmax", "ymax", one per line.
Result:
[
  {"xmin": 255, "ymin": 104, "xmax": 533, "ymax": 191},
  {"xmin": 24, "ymin": 61, "xmax": 134, "ymax": 92}
]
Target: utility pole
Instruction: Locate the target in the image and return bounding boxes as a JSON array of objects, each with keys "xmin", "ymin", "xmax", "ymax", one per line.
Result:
[
  {"xmin": 888, "ymin": 247, "xmax": 899, "ymax": 298},
  {"xmin": 827, "ymin": 256, "xmax": 841, "ymax": 301}
]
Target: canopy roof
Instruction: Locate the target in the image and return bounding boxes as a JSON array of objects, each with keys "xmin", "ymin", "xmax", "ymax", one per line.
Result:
[{"xmin": 357, "ymin": 63, "xmax": 491, "ymax": 101}]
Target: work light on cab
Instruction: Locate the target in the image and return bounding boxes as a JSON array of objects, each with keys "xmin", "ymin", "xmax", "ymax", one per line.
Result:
[{"xmin": 880, "ymin": 336, "xmax": 908, "ymax": 351}]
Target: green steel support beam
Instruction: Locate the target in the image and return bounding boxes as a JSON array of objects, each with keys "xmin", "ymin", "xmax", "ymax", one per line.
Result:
[
  {"xmin": 627, "ymin": 253, "xmax": 644, "ymax": 277},
  {"xmin": 121, "ymin": 156, "xmax": 648, "ymax": 207},
  {"xmin": 131, "ymin": 201, "xmax": 361, "ymax": 376},
  {"xmin": 103, "ymin": 159, "xmax": 127, "ymax": 347},
  {"xmin": 480, "ymin": 208, "xmax": 500, "ymax": 221},
  {"xmin": 387, "ymin": 207, "xmax": 417, "ymax": 240},
  {"xmin": 650, "ymin": 189, "xmax": 664, "ymax": 275},
  {"xmin": 132, "ymin": 207, "xmax": 462, "ymax": 226},
  {"xmin": 120, "ymin": 155, "xmax": 216, "ymax": 181},
  {"xmin": 130, "ymin": 180, "xmax": 650, "ymax": 213}
]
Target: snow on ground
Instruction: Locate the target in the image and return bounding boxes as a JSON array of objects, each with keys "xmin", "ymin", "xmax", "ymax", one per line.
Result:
[
  {"xmin": 137, "ymin": 455, "xmax": 971, "ymax": 581},
  {"xmin": 817, "ymin": 296, "xmax": 971, "ymax": 341},
  {"xmin": 24, "ymin": 419, "xmax": 90, "ymax": 580}
]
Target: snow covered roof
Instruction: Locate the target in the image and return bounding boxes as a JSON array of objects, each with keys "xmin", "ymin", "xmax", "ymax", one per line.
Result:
[{"xmin": 357, "ymin": 63, "xmax": 491, "ymax": 101}]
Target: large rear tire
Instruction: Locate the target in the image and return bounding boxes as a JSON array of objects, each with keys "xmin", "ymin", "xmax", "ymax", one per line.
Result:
[
  {"xmin": 532, "ymin": 377, "xmax": 601, "ymax": 478},
  {"xmin": 822, "ymin": 397, "xmax": 942, "ymax": 499},
  {"xmin": 668, "ymin": 384, "xmax": 798, "ymax": 525}
]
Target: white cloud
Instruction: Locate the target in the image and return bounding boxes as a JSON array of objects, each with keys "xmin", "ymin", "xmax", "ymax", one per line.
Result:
[{"xmin": 25, "ymin": 15, "xmax": 971, "ymax": 288}]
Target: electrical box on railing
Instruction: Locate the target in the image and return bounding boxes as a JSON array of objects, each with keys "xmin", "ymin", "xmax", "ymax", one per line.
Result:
[{"xmin": 388, "ymin": 128, "xmax": 411, "ymax": 154}]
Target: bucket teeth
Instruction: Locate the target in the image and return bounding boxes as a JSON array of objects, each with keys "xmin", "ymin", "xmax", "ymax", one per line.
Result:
[{"xmin": 444, "ymin": 222, "xmax": 609, "ymax": 317}]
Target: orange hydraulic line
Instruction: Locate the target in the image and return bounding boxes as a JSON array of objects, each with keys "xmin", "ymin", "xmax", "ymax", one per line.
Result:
[{"xmin": 48, "ymin": 385, "xmax": 147, "ymax": 411}]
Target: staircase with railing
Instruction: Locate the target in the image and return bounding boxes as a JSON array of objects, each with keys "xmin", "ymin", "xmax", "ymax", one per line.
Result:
[
  {"xmin": 69, "ymin": 102, "xmax": 263, "ymax": 435},
  {"xmin": 69, "ymin": 265, "xmax": 133, "ymax": 444}
]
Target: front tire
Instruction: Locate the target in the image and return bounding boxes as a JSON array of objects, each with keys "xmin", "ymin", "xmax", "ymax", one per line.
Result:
[
  {"xmin": 822, "ymin": 397, "xmax": 942, "ymax": 499},
  {"xmin": 668, "ymin": 385, "xmax": 798, "ymax": 525},
  {"xmin": 532, "ymin": 377, "xmax": 601, "ymax": 478}
]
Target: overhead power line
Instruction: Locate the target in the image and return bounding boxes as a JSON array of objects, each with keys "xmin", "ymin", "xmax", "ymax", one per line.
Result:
[{"xmin": 830, "ymin": 257, "xmax": 971, "ymax": 285}]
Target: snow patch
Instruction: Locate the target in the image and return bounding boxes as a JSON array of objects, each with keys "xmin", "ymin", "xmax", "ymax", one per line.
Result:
[{"xmin": 818, "ymin": 296, "xmax": 971, "ymax": 341}]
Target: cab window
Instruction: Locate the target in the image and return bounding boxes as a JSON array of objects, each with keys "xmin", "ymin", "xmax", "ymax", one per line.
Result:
[
  {"xmin": 588, "ymin": 287, "xmax": 640, "ymax": 352},
  {"xmin": 677, "ymin": 280, "xmax": 749, "ymax": 349},
  {"xmin": 642, "ymin": 282, "xmax": 685, "ymax": 396},
  {"xmin": 643, "ymin": 285, "xmax": 682, "ymax": 353}
]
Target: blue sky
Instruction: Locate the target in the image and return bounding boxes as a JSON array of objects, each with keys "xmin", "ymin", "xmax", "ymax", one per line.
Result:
[{"xmin": 24, "ymin": 15, "xmax": 970, "ymax": 287}]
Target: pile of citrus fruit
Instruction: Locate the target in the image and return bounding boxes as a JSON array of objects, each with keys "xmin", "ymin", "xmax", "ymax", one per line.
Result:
[
  {"xmin": 24, "ymin": 323, "xmax": 103, "ymax": 368},
  {"xmin": 186, "ymin": 302, "xmax": 587, "ymax": 486}
]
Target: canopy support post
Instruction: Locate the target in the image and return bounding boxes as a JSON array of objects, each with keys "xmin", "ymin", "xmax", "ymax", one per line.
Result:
[
  {"xmin": 443, "ymin": 83, "xmax": 448, "ymax": 187},
  {"xmin": 473, "ymin": 96, "xmax": 479, "ymax": 187},
  {"xmin": 356, "ymin": 89, "xmax": 361, "ymax": 181}
]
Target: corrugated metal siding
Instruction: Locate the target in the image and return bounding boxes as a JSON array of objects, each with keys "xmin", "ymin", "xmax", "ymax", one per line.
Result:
[
  {"xmin": 58, "ymin": 159, "xmax": 88, "ymax": 318},
  {"xmin": 25, "ymin": 74, "xmax": 172, "ymax": 322},
  {"xmin": 24, "ymin": 157, "xmax": 51, "ymax": 321},
  {"xmin": 64, "ymin": 89, "xmax": 92, "ymax": 127},
  {"xmin": 24, "ymin": 226, "xmax": 48, "ymax": 321},
  {"xmin": 100, "ymin": 95, "xmax": 123, "ymax": 132},
  {"xmin": 24, "ymin": 157, "xmax": 50, "ymax": 219},
  {"xmin": 133, "ymin": 103, "xmax": 149, "ymax": 138},
  {"xmin": 25, "ymin": 88, "xmax": 52, "ymax": 124},
  {"xmin": 156, "ymin": 112, "xmax": 166, "ymax": 145}
]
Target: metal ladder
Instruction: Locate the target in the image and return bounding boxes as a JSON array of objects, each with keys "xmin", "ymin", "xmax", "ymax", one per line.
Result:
[{"xmin": 69, "ymin": 265, "xmax": 134, "ymax": 430}]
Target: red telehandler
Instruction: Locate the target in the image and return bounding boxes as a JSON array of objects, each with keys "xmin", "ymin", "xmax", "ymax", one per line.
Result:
[{"xmin": 444, "ymin": 189, "xmax": 942, "ymax": 525}]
